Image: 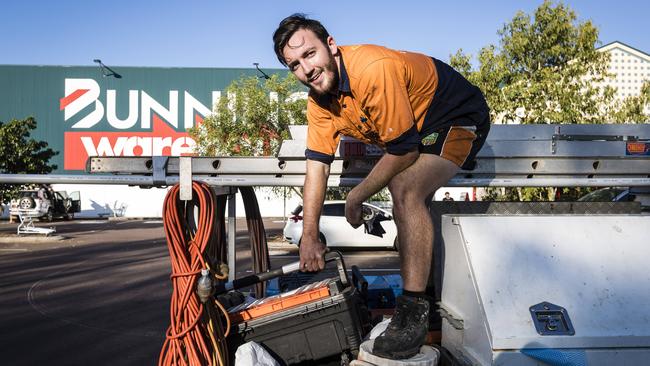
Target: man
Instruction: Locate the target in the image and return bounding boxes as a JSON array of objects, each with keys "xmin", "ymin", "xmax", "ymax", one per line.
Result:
[
  {"xmin": 273, "ymin": 14, "xmax": 490, "ymax": 359},
  {"xmin": 442, "ymin": 192, "xmax": 455, "ymax": 201}
]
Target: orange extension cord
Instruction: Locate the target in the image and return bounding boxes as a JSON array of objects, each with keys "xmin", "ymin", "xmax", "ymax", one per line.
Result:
[{"xmin": 159, "ymin": 182, "xmax": 231, "ymax": 366}]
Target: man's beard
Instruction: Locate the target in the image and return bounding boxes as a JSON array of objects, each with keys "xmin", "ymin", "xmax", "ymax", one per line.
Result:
[{"xmin": 305, "ymin": 57, "xmax": 339, "ymax": 96}]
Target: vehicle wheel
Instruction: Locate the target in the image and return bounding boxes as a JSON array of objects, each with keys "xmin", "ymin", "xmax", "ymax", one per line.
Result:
[
  {"xmin": 393, "ymin": 236, "xmax": 400, "ymax": 251},
  {"xmin": 64, "ymin": 213, "xmax": 72, "ymax": 221},
  {"xmin": 45, "ymin": 208, "xmax": 54, "ymax": 222},
  {"xmin": 19, "ymin": 197, "xmax": 35, "ymax": 210}
]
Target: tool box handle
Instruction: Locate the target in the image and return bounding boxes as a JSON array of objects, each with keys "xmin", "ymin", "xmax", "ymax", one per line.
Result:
[
  {"xmin": 216, "ymin": 251, "xmax": 348, "ymax": 294},
  {"xmin": 350, "ymin": 265, "xmax": 368, "ymax": 300}
]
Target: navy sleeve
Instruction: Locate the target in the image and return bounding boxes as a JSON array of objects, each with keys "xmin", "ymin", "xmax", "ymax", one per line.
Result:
[
  {"xmin": 385, "ymin": 125, "xmax": 420, "ymax": 155},
  {"xmin": 305, "ymin": 149, "xmax": 335, "ymax": 164}
]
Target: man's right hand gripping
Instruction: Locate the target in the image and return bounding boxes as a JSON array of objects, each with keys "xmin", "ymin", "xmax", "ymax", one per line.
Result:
[
  {"xmin": 300, "ymin": 159, "xmax": 330, "ymax": 272},
  {"xmin": 299, "ymin": 236, "xmax": 327, "ymax": 272}
]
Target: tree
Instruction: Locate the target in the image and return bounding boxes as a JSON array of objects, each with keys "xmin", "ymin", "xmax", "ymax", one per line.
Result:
[
  {"xmin": 189, "ymin": 73, "xmax": 307, "ymax": 157},
  {"xmin": 0, "ymin": 117, "xmax": 59, "ymax": 205},
  {"xmin": 189, "ymin": 73, "xmax": 307, "ymax": 199},
  {"xmin": 609, "ymin": 82, "xmax": 650, "ymax": 123},
  {"xmin": 449, "ymin": 1, "xmax": 650, "ymax": 201}
]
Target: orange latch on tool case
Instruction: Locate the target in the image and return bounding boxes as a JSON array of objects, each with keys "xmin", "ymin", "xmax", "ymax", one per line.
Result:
[{"xmin": 229, "ymin": 280, "xmax": 332, "ymax": 323}]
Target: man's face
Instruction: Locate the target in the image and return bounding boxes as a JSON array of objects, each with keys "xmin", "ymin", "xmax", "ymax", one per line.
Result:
[{"xmin": 282, "ymin": 28, "xmax": 339, "ymax": 96}]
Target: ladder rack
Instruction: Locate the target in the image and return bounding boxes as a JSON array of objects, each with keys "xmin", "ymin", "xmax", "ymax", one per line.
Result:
[
  {"xmin": 1, "ymin": 124, "xmax": 648, "ymax": 187},
  {"xmin": 1, "ymin": 124, "xmax": 648, "ymax": 282}
]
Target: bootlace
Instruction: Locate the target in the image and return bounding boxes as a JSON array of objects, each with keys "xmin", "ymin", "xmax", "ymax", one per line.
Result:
[{"xmin": 386, "ymin": 300, "xmax": 411, "ymax": 331}]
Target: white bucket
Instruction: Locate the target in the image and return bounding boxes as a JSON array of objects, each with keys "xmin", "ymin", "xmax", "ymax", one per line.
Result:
[{"xmin": 356, "ymin": 339, "xmax": 440, "ymax": 366}]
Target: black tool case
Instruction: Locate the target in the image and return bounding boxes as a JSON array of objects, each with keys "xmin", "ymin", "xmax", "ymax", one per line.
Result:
[{"xmin": 227, "ymin": 253, "xmax": 371, "ymax": 364}]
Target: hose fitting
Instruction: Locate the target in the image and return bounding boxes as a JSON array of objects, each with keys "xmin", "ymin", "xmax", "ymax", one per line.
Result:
[{"xmin": 196, "ymin": 269, "xmax": 213, "ymax": 303}]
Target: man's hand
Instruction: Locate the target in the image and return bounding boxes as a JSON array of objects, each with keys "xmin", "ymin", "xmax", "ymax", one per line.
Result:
[
  {"xmin": 299, "ymin": 236, "xmax": 327, "ymax": 272},
  {"xmin": 345, "ymin": 190, "xmax": 364, "ymax": 228}
]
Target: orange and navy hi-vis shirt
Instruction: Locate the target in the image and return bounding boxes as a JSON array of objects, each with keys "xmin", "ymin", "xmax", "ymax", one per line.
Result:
[{"xmin": 305, "ymin": 44, "xmax": 486, "ymax": 164}]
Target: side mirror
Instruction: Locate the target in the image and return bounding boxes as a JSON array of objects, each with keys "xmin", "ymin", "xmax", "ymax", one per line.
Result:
[
  {"xmin": 376, "ymin": 210, "xmax": 392, "ymax": 220},
  {"xmin": 291, "ymin": 204, "xmax": 303, "ymax": 216}
]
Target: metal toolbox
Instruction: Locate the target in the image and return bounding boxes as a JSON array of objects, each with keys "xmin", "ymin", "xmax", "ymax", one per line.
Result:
[{"xmin": 439, "ymin": 214, "xmax": 650, "ymax": 366}]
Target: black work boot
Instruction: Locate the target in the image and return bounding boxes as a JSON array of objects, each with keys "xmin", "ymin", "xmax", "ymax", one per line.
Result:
[{"xmin": 373, "ymin": 295, "xmax": 429, "ymax": 359}]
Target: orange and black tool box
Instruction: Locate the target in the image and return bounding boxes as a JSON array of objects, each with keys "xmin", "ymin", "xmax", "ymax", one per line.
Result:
[{"xmin": 225, "ymin": 252, "xmax": 371, "ymax": 364}]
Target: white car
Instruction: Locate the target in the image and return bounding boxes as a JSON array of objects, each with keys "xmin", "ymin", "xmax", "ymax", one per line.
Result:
[
  {"xmin": 283, "ymin": 201, "xmax": 398, "ymax": 249},
  {"xmin": 9, "ymin": 189, "xmax": 81, "ymax": 221}
]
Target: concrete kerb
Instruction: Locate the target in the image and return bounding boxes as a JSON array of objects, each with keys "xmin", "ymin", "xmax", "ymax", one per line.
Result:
[
  {"xmin": 268, "ymin": 240, "xmax": 298, "ymax": 251},
  {"xmin": 0, "ymin": 234, "xmax": 67, "ymax": 243},
  {"xmin": 0, "ymin": 216, "xmax": 294, "ymax": 248},
  {"xmin": 0, "ymin": 236, "xmax": 291, "ymax": 245}
]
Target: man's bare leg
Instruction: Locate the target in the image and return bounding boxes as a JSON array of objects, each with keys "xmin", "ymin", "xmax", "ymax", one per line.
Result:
[
  {"xmin": 374, "ymin": 154, "xmax": 459, "ymax": 359},
  {"xmin": 388, "ymin": 153, "xmax": 459, "ymax": 292}
]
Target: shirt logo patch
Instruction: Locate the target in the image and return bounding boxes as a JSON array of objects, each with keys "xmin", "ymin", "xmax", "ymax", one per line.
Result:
[{"xmin": 421, "ymin": 132, "xmax": 439, "ymax": 146}]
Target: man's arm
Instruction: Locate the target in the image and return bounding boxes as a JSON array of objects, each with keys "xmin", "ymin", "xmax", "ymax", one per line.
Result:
[
  {"xmin": 346, "ymin": 150, "xmax": 419, "ymax": 227},
  {"xmin": 300, "ymin": 159, "xmax": 330, "ymax": 271}
]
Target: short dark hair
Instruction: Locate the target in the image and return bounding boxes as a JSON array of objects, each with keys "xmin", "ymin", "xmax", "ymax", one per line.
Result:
[{"xmin": 273, "ymin": 14, "xmax": 330, "ymax": 66}]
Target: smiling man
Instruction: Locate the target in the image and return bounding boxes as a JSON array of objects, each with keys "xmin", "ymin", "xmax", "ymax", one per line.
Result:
[{"xmin": 273, "ymin": 14, "xmax": 490, "ymax": 359}]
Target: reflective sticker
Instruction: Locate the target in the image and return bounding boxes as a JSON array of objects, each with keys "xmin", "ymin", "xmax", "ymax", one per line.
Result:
[
  {"xmin": 421, "ymin": 132, "xmax": 439, "ymax": 146},
  {"xmin": 626, "ymin": 142, "xmax": 650, "ymax": 156}
]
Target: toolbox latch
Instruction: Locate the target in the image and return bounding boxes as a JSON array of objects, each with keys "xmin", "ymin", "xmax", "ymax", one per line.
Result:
[{"xmin": 529, "ymin": 302, "xmax": 575, "ymax": 336}]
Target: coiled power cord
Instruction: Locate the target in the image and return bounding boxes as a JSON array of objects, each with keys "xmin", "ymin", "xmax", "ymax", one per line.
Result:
[{"xmin": 158, "ymin": 182, "xmax": 270, "ymax": 366}]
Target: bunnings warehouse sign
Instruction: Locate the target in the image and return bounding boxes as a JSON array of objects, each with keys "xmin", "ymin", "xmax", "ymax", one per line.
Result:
[{"xmin": 0, "ymin": 65, "xmax": 288, "ymax": 172}]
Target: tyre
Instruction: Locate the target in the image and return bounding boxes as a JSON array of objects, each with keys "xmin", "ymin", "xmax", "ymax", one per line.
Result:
[{"xmin": 19, "ymin": 197, "xmax": 35, "ymax": 210}]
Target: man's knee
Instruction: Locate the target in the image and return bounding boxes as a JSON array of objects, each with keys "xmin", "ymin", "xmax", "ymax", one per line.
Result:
[
  {"xmin": 388, "ymin": 180, "xmax": 407, "ymax": 211},
  {"xmin": 389, "ymin": 184, "xmax": 420, "ymax": 217}
]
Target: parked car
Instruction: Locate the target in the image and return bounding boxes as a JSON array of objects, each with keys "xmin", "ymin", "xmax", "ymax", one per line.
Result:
[
  {"xmin": 578, "ymin": 187, "xmax": 650, "ymax": 211},
  {"xmin": 9, "ymin": 188, "xmax": 81, "ymax": 221},
  {"xmin": 283, "ymin": 201, "xmax": 398, "ymax": 249}
]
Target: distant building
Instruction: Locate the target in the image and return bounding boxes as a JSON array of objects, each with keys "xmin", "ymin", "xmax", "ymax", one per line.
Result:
[
  {"xmin": 597, "ymin": 41, "xmax": 650, "ymax": 113},
  {"xmin": 0, "ymin": 65, "xmax": 304, "ymax": 218},
  {"xmin": 492, "ymin": 40, "xmax": 650, "ymax": 124}
]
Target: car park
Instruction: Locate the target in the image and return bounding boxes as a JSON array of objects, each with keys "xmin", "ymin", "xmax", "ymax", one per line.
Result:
[
  {"xmin": 283, "ymin": 201, "xmax": 398, "ymax": 249},
  {"xmin": 9, "ymin": 187, "xmax": 81, "ymax": 221}
]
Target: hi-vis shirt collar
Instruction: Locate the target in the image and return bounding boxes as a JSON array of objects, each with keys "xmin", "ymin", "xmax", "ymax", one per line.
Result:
[{"xmin": 338, "ymin": 53, "xmax": 351, "ymax": 94}]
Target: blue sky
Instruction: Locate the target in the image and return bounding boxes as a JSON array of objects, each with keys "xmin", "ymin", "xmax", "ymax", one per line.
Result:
[{"xmin": 2, "ymin": 0, "xmax": 648, "ymax": 69}]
